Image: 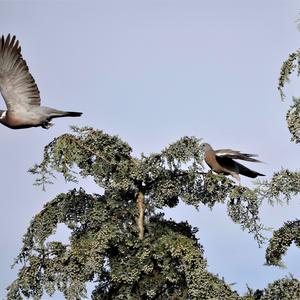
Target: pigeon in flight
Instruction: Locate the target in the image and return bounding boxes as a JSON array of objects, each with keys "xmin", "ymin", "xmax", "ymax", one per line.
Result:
[
  {"xmin": 203, "ymin": 143, "xmax": 265, "ymax": 182},
  {"xmin": 0, "ymin": 34, "xmax": 82, "ymax": 129}
]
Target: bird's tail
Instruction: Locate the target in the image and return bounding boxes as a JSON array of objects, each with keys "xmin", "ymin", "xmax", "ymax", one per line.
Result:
[
  {"xmin": 50, "ymin": 111, "xmax": 83, "ymax": 118},
  {"xmin": 62, "ymin": 111, "xmax": 82, "ymax": 117},
  {"xmin": 237, "ymin": 162, "xmax": 265, "ymax": 178}
]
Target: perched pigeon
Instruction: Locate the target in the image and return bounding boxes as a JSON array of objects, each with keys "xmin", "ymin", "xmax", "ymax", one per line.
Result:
[
  {"xmin": 202, "ymin": 143, "xmax": 265, "ymax": 182},
  {"xmin": 0, "ymin": 34, "xmax": 82, "ymax": 129}
]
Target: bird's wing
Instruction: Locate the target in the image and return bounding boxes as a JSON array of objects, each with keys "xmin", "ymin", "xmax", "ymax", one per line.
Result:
[
  {"xmin": 215, "ymin": 156, "xmax": 237, "ymax": 173},
  {"xmin": 215, "ymin": 156, "xmax": 240, "ymax": 181},
  {"xmin": 217, "ymin": 156, "xmax": 264, "ymax": 179},
  {"xmin": 215, "ymin": 148, "xmax": 262, "ymax": 163},
  {"xmin": 0, "ymin": 34, "xmax": 41, "ymax": 110}
]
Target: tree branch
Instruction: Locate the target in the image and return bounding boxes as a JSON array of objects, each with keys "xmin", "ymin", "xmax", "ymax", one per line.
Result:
[
  {"xmin": 135, "ymin": 191, "xmax": 145, "ymax": 240},
  {"xmin": 66, "ymin": 135, "xmax": 112, "ymax": 165},
  {"xmin": 67, "ymin": 135, "xmax": 141, "ymax": 169}
]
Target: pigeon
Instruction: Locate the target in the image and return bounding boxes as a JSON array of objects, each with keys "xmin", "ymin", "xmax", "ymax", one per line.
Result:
[
  {"xmin": 202, "ymin": 143, "xmax": 265, "ymax": 182},
  {"xmin": 0, "ymin": 34, "xmax": 82, "ymax": 129}
]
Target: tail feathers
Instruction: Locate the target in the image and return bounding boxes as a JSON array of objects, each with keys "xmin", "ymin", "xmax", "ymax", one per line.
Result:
[
  {"xmin": 237, "ymin": 162, "xmax": 265, "ymax": 178},
  {"xmin": 64, "ymin": 111, "xmax": 82, "ymax": 117},
  {"xmin": 51, "ymin": 111, "xmax": 83, "ymax": 118}
]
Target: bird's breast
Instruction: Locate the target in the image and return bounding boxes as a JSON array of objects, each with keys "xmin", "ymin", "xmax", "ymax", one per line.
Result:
[
  {"xmin": 1, "ymin": 111, "xmax": 38, "ymax": 129},
  {"xmin": 205, "ymin": 151, "xmax": 224, "ymax": 173}
]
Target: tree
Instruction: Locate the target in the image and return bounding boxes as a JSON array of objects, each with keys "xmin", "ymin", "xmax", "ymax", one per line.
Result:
[
  {"xmin": 256, "ymin": 40, "xmax": 300, "ymax": 269},
  {"xmin": 241, "ymin": 28, "xmax": 300, "ymax": 300}
]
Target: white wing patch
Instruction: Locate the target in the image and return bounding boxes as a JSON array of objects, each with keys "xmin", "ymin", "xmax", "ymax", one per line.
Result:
[
  {"xmin": 0, "ymin": 110, "xmax": 7, "ymax": 119},
  {"xmin": 215, "ymin": 150, "xmax": 240, "ymax": 157}
]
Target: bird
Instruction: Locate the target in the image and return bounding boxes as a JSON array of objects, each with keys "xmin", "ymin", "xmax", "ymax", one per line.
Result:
[
  {"xmin": 0, "ymin": 34, "xmax": 82, "ymax": 129},
  {"xmin": 202, "ymin": 143, "xmax": 265, "ymax": 182}
]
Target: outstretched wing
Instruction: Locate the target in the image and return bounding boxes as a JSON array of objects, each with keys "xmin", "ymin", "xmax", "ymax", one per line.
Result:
[
  {"xmin": 216, "ymin": 156, "xmax": 265, "ymax": 179},
  {"xmin": 0, "ymin": 34, "xmax": 41, "ymax": 111},
  {"xmin": 215, "ymin": 148, "xmax": 262, "ymax": 163}
]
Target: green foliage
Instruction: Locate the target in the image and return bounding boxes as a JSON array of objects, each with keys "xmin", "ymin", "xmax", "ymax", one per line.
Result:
[
  {"xmin": 258, "ymin": 276, "xmax": 300, "ymax": 299},
  {"xmin": 277, "ymin": 46, "xmax": 300, "ymax": 143},
  {"xmin": 265, "ymin": 220, "xmax": 300, "ymax": 266},
  {"xmin": 256, "ymin": 169, "xmax": 300, "ymax": 204},
  {"xmin": 8, "ymin": 126, "xmax": 266, "ymax": 299},
  {"xmin": 242, "ymin": 36, "xmax": 300, "ymax": 298},
  {"xmin": 244, "ymin": 276, "xmax": 300, "ymax": 300},
  {"xmin": 239, "ymin": 34, "xmax": 300, "ymax": 299},
  {"xmin": 278, "ymin": 50, "xmax": 300, "ymax": 100},
  {"xmin": 286, "ymin": 97, "xmax": 300, "ymax": 143},
  {"xmin": 29, "ymin": 127, "xmax": 264, "ymax": 240},
  {"xmin": 6, "ymin": 190, "xmax": 239, "ymax": 299}
]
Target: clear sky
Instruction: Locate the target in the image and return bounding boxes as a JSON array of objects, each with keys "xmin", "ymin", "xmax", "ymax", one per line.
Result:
[{"xmin": 0, "ymin": 1, "xmax": 300, "ymax": 298}]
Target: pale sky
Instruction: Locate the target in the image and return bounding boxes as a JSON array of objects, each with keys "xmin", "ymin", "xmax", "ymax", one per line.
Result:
[{"xmin": 0, "ymin": 1, "xmax": 300, "ymax": 298}]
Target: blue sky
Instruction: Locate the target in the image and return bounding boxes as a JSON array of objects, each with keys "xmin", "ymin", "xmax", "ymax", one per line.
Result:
[{"xmin": 0, "ymin": 1, "xmax": 300, "ymax": 298}]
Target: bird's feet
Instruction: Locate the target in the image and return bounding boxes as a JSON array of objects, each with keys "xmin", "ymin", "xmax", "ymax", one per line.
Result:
[{"xmin": 41, "ymin": 122, "xmax": 54, "ymax": 129}]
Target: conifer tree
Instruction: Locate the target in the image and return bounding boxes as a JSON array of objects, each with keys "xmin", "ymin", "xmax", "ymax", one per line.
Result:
[{"xmin": 7, "ymin": 126, "xmax": 265, "ymax": 299}]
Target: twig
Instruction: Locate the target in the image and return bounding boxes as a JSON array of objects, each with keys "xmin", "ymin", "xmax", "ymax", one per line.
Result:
[
  {"xmin": 67, "ymin": 135, "xmax": 141, "ymax": 169},
  {"xmin": 135, "ymin": 191, "xmax": 145, "ymax": 240},
  {"xmin": 66, "ymin": 135, "xmax": 111, "ymax": 165}
]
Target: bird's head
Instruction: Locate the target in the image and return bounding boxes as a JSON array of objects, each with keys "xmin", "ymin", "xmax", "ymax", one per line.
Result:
[{"xmin": 201, "ymin": 143, "xmax": 213, "ymax": 152}]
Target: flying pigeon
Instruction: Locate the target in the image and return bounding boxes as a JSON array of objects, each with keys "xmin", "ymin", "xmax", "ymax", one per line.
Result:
[
  {"xmin": 0, "ymin": 34, "xmax": 82, "ymax": 129},
  {"xmin": 202, "ymin": 143, "xmax": 265, "ymax": 182}
]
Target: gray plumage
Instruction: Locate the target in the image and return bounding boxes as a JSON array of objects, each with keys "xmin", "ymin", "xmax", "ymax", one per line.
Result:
[
  {"xmin": 0, "ymin": 34, "xmax": 82, "ymax": 129},
  {"xmin": 203, "ymin": 143, "xmax": 265, "ymax": 182}
]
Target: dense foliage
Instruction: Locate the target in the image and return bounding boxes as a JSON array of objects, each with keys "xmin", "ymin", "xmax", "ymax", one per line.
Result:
[
  {"xmin": 6, "ymin": 121, "xmax": 300, "ymax": 299},
  {"xmin": 7, "ymin": 127, "xmax": 265, "ymax": 299}
]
